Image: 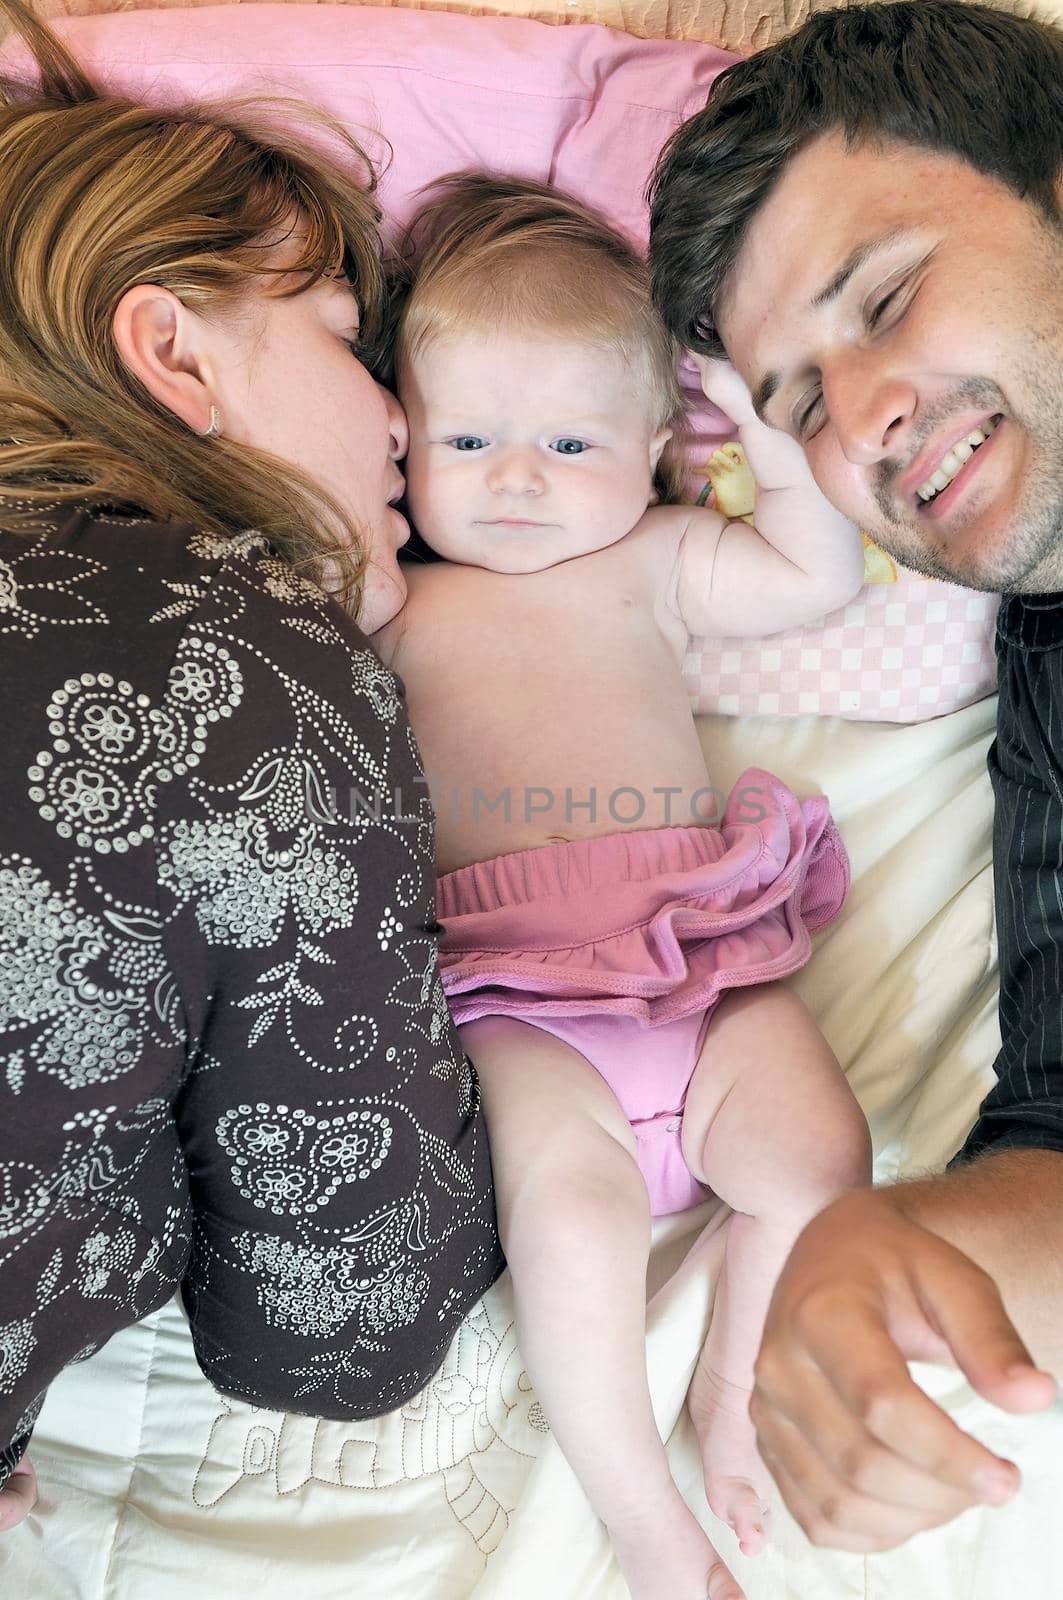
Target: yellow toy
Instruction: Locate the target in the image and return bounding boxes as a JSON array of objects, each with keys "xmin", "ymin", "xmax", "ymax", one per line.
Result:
[{"xmin": 697, "ymin": 441, "xmax": 756, "ymax": 523}]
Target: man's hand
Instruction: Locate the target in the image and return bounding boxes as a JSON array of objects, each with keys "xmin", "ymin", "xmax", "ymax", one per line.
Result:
[
  {"xmin": 750, "ymin": 1187, "xmax": 1057, "ymax": 1551},
  {"xmin": 0, "ymin": 1455, "xmax": 37, "ymax": 1532}
]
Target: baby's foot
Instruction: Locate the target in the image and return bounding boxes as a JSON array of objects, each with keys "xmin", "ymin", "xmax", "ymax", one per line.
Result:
[
  {"xmin": 687, "ymin": 1362, "xmax": 773, "ymax": 1558},
  {"xmin": 611, "ymin": 1502, "xmax": 747, "ymax": 1600}
]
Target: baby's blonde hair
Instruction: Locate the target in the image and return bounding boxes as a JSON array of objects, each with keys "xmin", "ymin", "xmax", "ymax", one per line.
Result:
[{"xmin": 395, "ymin": 173, "xmax": 689, "ymax": 505}]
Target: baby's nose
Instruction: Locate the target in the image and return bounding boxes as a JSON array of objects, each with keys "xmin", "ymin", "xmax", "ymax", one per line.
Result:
[{"xmin": 487, "ymin": 449, "xmax": 545, "ymax": 495}]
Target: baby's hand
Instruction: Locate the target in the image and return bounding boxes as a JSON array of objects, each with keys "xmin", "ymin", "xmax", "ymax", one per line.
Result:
[{"xmin": 690, "ymin": 355, "xmax": 757, "ymax": 428}]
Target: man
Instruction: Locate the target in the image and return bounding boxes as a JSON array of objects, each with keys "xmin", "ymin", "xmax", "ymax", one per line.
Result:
[{"xmin": 648, "ymin": 0, "xmax": 1063, "ymax": 1555}]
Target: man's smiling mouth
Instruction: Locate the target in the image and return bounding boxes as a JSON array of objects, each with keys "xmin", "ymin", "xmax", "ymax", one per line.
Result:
[{"xmin": 915, "ymin": 415, "xmax": 1002, "ymax": 506}]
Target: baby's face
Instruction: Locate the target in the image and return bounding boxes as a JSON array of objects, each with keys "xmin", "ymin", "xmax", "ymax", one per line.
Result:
[{"xmin": 400, "ymin": 332, "xmax": 671, "ymax": 572}]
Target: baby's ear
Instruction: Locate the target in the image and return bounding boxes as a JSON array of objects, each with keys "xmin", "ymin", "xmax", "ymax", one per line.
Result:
[{"xmin": 650, "ymin": 425, "xmax": 672, "ymax": 472}]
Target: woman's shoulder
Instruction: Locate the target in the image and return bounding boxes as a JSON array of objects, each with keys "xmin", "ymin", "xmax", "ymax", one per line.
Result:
[
  {"xmin": 0, "ymin": 502, "xmax": 376, "ymax": 663},
  {"xmin": 1, "ymin": 502, "xmax": 330, "ymax": 614},
  {"xmin": 0, "ymin": 504, "xmax": 269, "ymax": 642},
  {"xmin": 0, "ymin": 500, "xmax": 421, "ymax": 874},
  {"xmin": 0, "ymin": 500, "xmax": 407, "ymax": 752}
]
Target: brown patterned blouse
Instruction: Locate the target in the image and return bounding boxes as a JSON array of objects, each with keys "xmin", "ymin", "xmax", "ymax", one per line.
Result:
[{"xmin": 0, "ymin": 506, "xmax": 502, "ymax": 1488}]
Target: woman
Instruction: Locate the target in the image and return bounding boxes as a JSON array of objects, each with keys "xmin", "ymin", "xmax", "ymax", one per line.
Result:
[{"xmin": 0, "ymin": 0, "xmax": 502, "ymax": 1529}]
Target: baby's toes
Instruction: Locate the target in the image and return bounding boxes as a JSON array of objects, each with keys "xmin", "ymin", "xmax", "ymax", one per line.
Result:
[
  {"xmin": 706, "ymin": 1474, "xmax": 770, "ymax": 1559},
  {"xmin": 706, "ymin": 1549, "xmax": 748, "ymax": 1600}
]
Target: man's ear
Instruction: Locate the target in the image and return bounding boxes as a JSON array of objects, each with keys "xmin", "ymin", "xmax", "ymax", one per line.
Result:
[{"xmin": 111, "ymin": 284, "xmax": 218, "ymax": 435}]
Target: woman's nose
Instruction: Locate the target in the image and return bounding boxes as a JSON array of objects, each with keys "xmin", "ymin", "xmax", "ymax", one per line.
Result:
[
  {"xmin": 824, "ymin": 356, "xmax": 917, "ymax": 467},
  {"xmin": 381, "ymin": 384, "xmax": 409, "ymax": 461}
]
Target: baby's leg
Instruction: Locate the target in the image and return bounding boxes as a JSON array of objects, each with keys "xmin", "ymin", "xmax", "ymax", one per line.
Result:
[
  {"xmin": 460, "ymin": 1013, "xmax": 745, "ymax": 1600},
  {"xmin": 679, "ymin": 985, "xmax": 872, "ymax": 1554}
]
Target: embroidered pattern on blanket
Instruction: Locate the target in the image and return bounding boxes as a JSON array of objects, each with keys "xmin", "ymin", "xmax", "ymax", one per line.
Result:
[{"xmin": 192, "ymin": 1284, "xmax": 546, "ymax": 1559}]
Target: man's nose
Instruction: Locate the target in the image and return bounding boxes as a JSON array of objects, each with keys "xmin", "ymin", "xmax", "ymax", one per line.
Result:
[
  {"xmin": 381, "ymin": 383, "xmax": 409, "ymax": 461},
  {"xmin": 824, "ymin": 355, "xmax": 916, "ymax": 467},
  {"xmin": 486, "ymin": 449, "xmax": 545, "ymax": 495}
]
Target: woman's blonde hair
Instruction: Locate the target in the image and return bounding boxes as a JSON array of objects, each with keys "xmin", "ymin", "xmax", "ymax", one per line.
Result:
[
  {"xmin": 394, "ymin": 172, "xmax": 690, "ymax": 505},
  {"xmin": 0, "ymin": 0, "xmax": 387, "ymax": 610}
]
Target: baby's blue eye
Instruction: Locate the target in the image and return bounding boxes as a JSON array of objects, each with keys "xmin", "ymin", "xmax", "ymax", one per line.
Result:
[
  {"xmin": 551, "ymin": 438, "xmax": 588, "ymax": 455},
  {"xmin": 448, "ymin": 436, "xmax": 487, "ymax": 451}
]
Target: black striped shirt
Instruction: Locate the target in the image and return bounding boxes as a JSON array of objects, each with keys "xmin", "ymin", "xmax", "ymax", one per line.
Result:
[{"xmin": 956, "ymin": 593, "xmax": 1063, "ymax": 1161}]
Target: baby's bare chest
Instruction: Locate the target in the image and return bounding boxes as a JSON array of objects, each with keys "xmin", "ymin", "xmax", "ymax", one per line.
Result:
[
  {"xmin": 397, "ymin": 553, "xmax": 684, "ymax": 721},
  {"xmin": 387, "ymin": 555, "xmax": 711, "ymax": 872}
]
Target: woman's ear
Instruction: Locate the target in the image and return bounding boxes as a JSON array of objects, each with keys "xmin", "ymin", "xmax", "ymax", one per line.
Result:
[{"xmin": 111, "ymin": 284, "xmax": 219, "ymax": 435}]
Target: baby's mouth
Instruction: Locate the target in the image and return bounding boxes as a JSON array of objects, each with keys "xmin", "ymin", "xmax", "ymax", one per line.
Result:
[{"xmin": 479, "ymin": 518, "xmax": 554, "ymax": 530}]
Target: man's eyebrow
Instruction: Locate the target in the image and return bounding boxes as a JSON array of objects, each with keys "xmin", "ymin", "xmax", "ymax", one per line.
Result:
[
  {"xmin": 750, "ymin": 228, "xmax": 924, "ymax": 423},
  {"xmin": 810, "ymin": 226, "xmax": 921, "ymax": 310}
]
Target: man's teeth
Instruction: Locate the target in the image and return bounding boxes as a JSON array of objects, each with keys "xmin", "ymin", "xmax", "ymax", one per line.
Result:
[{"xmin": 917, "ymin": 418, "xmax": 1000, "ymax": 503}]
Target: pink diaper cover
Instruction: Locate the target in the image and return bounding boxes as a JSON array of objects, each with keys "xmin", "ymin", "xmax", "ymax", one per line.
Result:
[{"xmin": 436, "ymin": 767, "xmax": 849, "ymax": 1215}]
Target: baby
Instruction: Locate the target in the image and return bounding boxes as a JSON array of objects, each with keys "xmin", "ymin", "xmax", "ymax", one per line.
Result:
[{"xmin": 375, "ymin": 175, "xmax": 872, "ymax": 1600}]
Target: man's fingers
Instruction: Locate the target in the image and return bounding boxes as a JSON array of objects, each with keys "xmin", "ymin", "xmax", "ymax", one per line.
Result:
[
  {"xmin": 819, "ymin": 1309, "xmax": 1022, "ymax": 1502},
  {"xmin": 0, "ymin": 1457, "xmax": 38, "ymax": 1532},
  {"xmin": 797, "ymin": 1292, "xmax": 1024, "ymax": 1491},
  {"xmin": 753, "ymin": 1354, "xmax": 985, "ymax": 1522},
  {"xmin": 757, "ymin": 1427, "xmax": 969, "ymax": 1553},
  {"xmin": 760, "ymin": 1303, "xmax": 1019, "ymax": 1505},
  {"xmin": 913, "ymin": 1253, "xmax": 1058, "ymax": 1415}
]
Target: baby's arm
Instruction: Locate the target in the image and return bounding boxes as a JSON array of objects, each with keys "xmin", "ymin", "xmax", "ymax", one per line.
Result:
[{"xmin": 673, "ymin": 360, "xmax": 864, "ymax": 638}]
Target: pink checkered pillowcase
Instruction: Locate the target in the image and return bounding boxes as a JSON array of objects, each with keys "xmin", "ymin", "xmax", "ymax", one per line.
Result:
[{"xmin": 677, "ymin": 396, "xmax": 999, "ymax": 722}]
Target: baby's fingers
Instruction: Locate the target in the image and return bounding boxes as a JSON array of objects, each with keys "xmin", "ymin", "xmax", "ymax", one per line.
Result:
[{"xmin": 689, "ymin": 355, "xmax": 756, "ymax": 425}]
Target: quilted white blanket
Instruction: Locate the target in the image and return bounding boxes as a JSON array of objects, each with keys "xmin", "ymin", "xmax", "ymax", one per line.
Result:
[{"xmin": 6, "ymin": 693, "xmax": 1063, "ymax": 1599}]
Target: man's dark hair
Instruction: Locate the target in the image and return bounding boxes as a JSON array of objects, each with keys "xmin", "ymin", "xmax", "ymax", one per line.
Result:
[{"xmin": 648, "ymin": 0, "xmax": 1063, "ymax": 357}]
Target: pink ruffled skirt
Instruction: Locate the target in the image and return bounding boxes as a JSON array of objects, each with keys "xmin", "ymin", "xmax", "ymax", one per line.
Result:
[{"xmin": 435, "ymin": 767, "xmax": 849, "ymax": 1214}]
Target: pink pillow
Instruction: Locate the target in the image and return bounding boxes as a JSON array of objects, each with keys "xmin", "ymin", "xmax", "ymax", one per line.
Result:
[{"xmin": 12, "ymin": 5, "xmax": 998, "ymax": 722}]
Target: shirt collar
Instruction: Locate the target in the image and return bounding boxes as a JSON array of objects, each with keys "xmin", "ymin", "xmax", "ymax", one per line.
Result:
[{"xmin": 997, "ymin": 592, "xmax": 1063, "ymax": 652}]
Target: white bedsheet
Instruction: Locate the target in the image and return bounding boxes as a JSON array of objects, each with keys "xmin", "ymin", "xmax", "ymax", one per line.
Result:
[{"xmin": 6, "ymin": 694, "xmax": 1063, "ymax": 1599}]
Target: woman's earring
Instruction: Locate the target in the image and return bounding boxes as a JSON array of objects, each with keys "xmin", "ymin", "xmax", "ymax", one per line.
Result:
[{"xmin": 198, "ymin": 405, "xmax": 222, "ymax": 439}]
